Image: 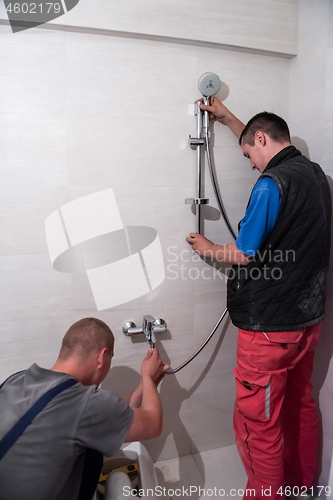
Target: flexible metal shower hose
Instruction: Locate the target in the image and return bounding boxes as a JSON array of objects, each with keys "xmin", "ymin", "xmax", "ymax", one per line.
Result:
[
  {"xmin": 205, "ymin": 131, "xmax": 237, "ymax": 240},
  {"xmin": 165, "ymin": 307, "xmax": 228, "ymax": 374}
]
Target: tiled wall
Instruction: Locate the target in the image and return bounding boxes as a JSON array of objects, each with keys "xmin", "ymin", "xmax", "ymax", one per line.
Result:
[
  {"xmin": 3, "ymin": 0, "xmax": 332, "ymax": 468},
  {"xmin": 0, "ymin": 15, "xmax": 290, "ymax": 461},
  {"xmin": 44, "ymin": 0, "xmax": 299, "ymax": 56}
]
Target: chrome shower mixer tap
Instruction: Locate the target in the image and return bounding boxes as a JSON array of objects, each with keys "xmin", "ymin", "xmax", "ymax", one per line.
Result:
[{"xmin": 122, "ymin": 315, "xmax": 167, "ymax": 349}]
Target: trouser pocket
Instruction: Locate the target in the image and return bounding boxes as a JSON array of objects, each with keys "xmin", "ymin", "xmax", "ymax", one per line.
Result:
[
  {"xmin": 249, "ymin": 330, "xmax": 304, "ymax": 371},
  {"xmin": 233, "ymin": 367, "xmax": 271, "ymax": 421}
]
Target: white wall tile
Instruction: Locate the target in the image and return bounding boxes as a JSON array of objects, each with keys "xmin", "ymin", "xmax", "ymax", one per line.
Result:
[
  {"xmin": 0, "ymin": 255, "xmax": 73, "ymax": 324},
  {"xmin": 0, "ymin": 26, "xmax": 66, "ymax": 115},
  {"xmin": 0, "ymin": 186, "xmax": 69, "ymax": 256},
  {"xmin": 154, "ymin": 445, "xmax": 248, "ymax": 499},
  {"xmin": 0, "ymin": 315, "xmax": 75, "ymax": 380},
  {"xmin": 66, "ymin": 115, "xmax": 194, "ymax": 189},
  {"xmin": 64, "ymin": 32, "xmax": 198, "ymax": 119},
  {"xmin": 186, "ymin": 401, "xmax": 235, "ymax": 453},
  {"xmin": 200, "ymin": 0, "xmax": 298, "ymax": 55},
  {"xmin": 193, "ymin": 445, "xmax": 247, "ymax": 498},
  {"xmin": 155, "ymin": 453, "xmax": 204, "ymax": 495},
  {"xmin": 0, "ymin": 113, "xmax": 68, "ymax": 186},
  {"xmin": 45, "ymin": 0, "xmax": 298, "ymax": 56}
]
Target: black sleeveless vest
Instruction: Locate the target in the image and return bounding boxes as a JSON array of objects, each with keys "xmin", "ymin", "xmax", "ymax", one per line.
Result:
[{"xmin": 227, "ymin": 146, "xmax": 331, "ymax": 332}]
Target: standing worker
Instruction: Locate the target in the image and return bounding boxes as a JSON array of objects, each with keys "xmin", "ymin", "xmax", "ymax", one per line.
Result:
[
  {"xmin": 186, "ymin": 98, "xmax": 331, "ymax": 499},
  {"xmin": 0, "ymin": 317, "xmax": 169, "ymax": 500}
]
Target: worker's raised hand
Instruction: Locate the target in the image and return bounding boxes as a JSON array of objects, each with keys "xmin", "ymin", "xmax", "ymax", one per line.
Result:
[
  {"xmin": 141, "ymin": 348, "xmax": 169, "ymax": 386},
  {"xmin": 186, "ymin": 233, "xmax": 215, "ymax": 257},
  {"xmin": 196, "ymin": 97, "xmax": 232, "ymax": 125},
  {"xmin": 196, "ymin": 97, "xmax": 245, "ymax": 139}
]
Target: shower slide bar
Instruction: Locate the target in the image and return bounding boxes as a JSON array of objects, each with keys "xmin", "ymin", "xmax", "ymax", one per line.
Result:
[{"xmin": 122, "ymin": 73, "xmax": 235, "ymax": 375}]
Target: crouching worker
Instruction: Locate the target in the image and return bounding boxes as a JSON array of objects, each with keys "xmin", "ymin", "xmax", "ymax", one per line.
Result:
[{"xmin": 0, "ymin": 317, "xmax": 169, "ymax": 500}]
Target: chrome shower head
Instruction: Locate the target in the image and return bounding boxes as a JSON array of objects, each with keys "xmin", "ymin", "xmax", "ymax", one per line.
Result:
[{"xmin": 198, "ymin": 72, "xmax": 221, "ymax": 97}]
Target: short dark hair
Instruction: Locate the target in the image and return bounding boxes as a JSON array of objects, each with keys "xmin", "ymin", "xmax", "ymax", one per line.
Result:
[
  {"xmin": 239, "ymin": 112, "xmax": 290, "ymax": 146},
  {"xmin": 59, "ymin": 317, "xmax": 114, "ymax": 360}
]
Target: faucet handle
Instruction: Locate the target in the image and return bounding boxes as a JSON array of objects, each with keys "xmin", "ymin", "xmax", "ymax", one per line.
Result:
[
  {"xmin": 143, "ymin": 314, "xmax": 156, "ymax": 323},
  {"xmin": 122, "ymin": 321, "xmax": 142, "ymax": 336}
]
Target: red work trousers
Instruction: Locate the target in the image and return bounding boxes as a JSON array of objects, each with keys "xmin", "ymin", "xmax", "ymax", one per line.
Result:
[{"xmin": 233, "ymin": 323, "xmax": 321, "ymax": 500}]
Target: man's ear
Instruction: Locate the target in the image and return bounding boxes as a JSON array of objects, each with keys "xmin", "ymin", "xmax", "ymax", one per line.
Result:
[
  {"xmin": 255, "ymin": 130, "xmax": 266, "ymax": 145},
  {"xmin": 96, "ymin": 348, "xmax": 107, "ymax": 369}
]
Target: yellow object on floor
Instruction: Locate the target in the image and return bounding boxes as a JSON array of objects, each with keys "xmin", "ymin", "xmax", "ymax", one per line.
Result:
[{"xmin": 99, "ymin": 462, "xmax": 140, "ymax": 485}]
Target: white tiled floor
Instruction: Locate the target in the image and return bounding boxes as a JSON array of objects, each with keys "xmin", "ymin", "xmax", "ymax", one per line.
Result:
[{"xmin": 154, "ymin": 444, "xmax": 247, "ymax": 500}]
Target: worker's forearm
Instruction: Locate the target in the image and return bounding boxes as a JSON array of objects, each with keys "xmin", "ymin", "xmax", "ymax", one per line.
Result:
[
  {"xmin": 221, "ymin": 113, "xmax": 245, "ymax": 140},
  {"xmin": 211, "ymin": 243, "xmax": 251, "ymax": 265},
  {"xmin": 141, "ymin": 375, "xmax": 162, "ymax": 412},
  {"xmin": 127, "ymin": 379, "xmax": 143, "ymax": 408},
  {"xmin": 141, "ymin": 374, "xmax": 162, "ymax": 431}
]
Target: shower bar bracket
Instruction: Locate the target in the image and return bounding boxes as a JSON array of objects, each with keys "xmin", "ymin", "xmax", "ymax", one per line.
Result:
[
  {"xmin": 188, "ymin": 136, "xmax": 205, "ymax": 149},
  {"xmin": 185, "ymin": 197, "xmax": 209, "ymax": 205}
]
